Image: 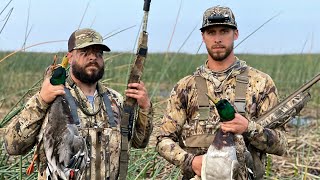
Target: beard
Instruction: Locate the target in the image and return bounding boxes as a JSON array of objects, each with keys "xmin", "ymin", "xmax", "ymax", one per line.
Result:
[
  {"xmin": 71, "ymin": 61, "xmax": 104, "ymax": 85},
  {"xmin": 207, "ymin": 42, "xmax": 234, "ymax": 62}
]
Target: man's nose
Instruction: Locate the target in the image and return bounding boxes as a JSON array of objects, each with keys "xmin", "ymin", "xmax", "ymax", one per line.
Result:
[
  {"xmin": 214, "ymin": 36, "xmax": 222, "ymax": 43},
  {"xmin": 88, "ymin": 52, "xmax": 98, "ymax": 60}
]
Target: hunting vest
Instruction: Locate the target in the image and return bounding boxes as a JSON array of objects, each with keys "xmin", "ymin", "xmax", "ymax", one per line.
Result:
[
  {"xmin": 188, "ymin": 68, "xmax": 265, "ymax": 180},
  {"xmin": 184, "ymin": 68, "xmax": 249, "ymax": 149},
  {"xmin": 63, "ymin": 83, "xmax": 119, "ymax": 180}
]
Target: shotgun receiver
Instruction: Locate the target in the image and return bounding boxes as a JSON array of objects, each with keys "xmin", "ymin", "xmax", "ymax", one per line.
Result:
[
  {"xmin": 256, "ymin": 73, "xmax": 320, "ymax": 129},
  {"xmin": 245, "ymin": 74, "xmax": 320, "ymax": 179},
  {"xmin": 119, "ymin": 0, "xmax": 151, "ymax": 179}
]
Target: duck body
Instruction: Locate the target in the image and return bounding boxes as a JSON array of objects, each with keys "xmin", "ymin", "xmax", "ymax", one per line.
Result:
[{"xmin": 44, "ymin": 95, "xmax": 88, "ymax": 180}]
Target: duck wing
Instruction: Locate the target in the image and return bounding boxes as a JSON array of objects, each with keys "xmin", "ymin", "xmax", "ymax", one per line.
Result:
[{"xmin": 44, "ymin": 95, "xmax": 88, "ymax": 180}]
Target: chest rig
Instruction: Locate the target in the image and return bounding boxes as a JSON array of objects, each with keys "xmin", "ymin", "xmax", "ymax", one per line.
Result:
[
  {"xmin": 186, "ymin": 68, "xmax": 249, "ymax": 149},
  {"xmin": 63, "ymin": 80, "xmax": 119, "ymax": 180},
  {"xmin": 196, "ymin": 67, "xmax": 249, "ymax": 117},
  {"xmin": 194, "ymin": 68, "xmax": 266, "ymax": 180}
]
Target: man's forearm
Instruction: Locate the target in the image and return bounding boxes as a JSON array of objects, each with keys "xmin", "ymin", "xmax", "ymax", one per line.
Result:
[
  {"xmin": 244, "ymin": 120, "xmax": 287, "ymax": 155},
  {"xmin": 156, "ymin": 138, "xmax": 195, "ymax": 174},
  {"xmin": 4, "ymin": 92, "xmax": 48, "ymax": 155}
]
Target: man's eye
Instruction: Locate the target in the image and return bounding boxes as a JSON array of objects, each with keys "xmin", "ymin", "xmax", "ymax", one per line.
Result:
[
  {"xmin": 79, "ymin": 52, "xmax": 86, "ymax": 56},
  {"xmin": 222, "ymin": 29, "xmax": 229, "ymax": 34},
  {"xmin": 97, "ymin": 51, "xmax": 103, "ymax": 56}
]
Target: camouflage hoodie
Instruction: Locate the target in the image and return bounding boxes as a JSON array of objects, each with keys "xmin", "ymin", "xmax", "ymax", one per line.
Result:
[{"xmin": 156, "ymin": 58, "xmax": 287, "ymax": 179}]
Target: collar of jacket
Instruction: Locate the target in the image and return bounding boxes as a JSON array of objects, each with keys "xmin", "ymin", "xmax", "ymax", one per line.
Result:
[
  {"xmin": 65, "ymin": 75, "xmax": 108, "ymax": 96},
  {"xmin": 194, "ymin": 56, "xmax": 248, "ymax": 84}
]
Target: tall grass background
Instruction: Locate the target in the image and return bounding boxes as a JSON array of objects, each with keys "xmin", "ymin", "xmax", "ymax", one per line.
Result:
[{"xmin": 0, "ymin": 51, "xmax": 319, "ymax": 179}]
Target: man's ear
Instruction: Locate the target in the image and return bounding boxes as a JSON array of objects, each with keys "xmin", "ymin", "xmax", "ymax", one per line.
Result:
[
  {"xmin": 234, "ymin": 29, "xmax": 239, "ymax": 40},
  {"xmin": 67, "ymin": 52, "xmax": 73, "ymax": 64},
  {"xmin": 201, "ymin": 32, "xmax": 205, "ymax": 42}
]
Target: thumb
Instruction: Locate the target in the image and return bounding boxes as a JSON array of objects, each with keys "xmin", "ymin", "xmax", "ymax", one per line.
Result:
[{"xmin": 44, "ymin": 66, "xmax": 53, "ymax": 78}]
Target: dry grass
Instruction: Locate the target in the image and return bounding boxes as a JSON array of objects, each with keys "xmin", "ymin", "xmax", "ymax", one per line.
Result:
[
  {"xmin": 1, "ymin": 52, "xmax": 319, "ymax": 179},
  {"xmin": 269, "ymin": 119, "xmax": 320, "ymax": 179},
  {"xmin": 146, "ymin": 103, "xmax": 320, "ymax": 179}
]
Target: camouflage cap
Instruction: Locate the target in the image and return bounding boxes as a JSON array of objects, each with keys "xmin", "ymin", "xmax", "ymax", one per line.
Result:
[
  {"xmin": 200, "ymin": 6, "xmax": 237, "ymax": 31},
  {"xmin": 68, "ymin": 28, "xmax": 111, "ymax": 52}
]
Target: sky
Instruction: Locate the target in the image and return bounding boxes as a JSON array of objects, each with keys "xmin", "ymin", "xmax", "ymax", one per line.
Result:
[{"xmin": 0, "ymin": 0, "xmax": 320, "ymax": 55}]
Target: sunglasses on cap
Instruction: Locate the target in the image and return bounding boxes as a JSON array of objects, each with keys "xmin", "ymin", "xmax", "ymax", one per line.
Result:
[{"xmin": 208, "ymin": 14, "xmax": 231, "ymax": 23}]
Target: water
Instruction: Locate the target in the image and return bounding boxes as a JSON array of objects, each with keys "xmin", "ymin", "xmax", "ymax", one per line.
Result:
[{"xmin": 288, "ymin": 117, "xmax": 313, "ymax": 127}]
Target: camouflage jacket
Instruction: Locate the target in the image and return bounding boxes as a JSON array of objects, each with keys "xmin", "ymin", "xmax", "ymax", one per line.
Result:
[
  {"xmin": 4, "ymin": 80, "xmax": 153, "ymax": 179},
  {"xmin": 156, "ymin": 59, "xmax": 287, "ymax": 179}
]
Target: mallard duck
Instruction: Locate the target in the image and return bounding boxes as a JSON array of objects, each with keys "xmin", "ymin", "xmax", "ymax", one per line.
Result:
[
  {"xmin": 201, "ymin": 129, "xmax": 239, "ymax": 180},
  {"xmin": 50, "ymin": 55, "xmax": 69, "ymax": 85},
  {"xmin": 201, "ymin": 94, "xmax": 239, "ymax": 180},
  {"xmin": 44, "ymin": 95, "xmax": 88, "ymax": 180}
]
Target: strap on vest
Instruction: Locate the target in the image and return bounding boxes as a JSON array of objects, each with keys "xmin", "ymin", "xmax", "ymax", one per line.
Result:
[
  {"xmin": 195, "ymin": 76, "xmax": 211, "ymax": 121},
  {"xmin": 234, "ymin": 68, "xmax": 249, "ymax": 115},
  {"xmin": 102, "ymin": 92, "xmax": 117, "ymax": 127},
  {"xmin": 64, "ymin": 87, "xmax": 117, "ymax": 127},
  {"xmin": 64, "ymin": 87, "xmax": 80, "ymax": 125},
  {"xmin": 195, "ymin": 76, "xmax": 210, "ymax": 107},
  {"xmin": 195, "ymin": 67, "xmax": 249, "ymax": 117}
]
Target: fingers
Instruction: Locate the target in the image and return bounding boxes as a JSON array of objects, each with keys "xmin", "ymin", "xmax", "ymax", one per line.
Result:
[
  {"xmin": 220, "ymin": 113, "xmax": 249, "ymax": 134},
  {"xmin": 126, "ymin": 81, "xmax": 148, "ymax": 97},
  {"xmin": 128, "ymin": 81, "xmax": 145, "ymax": 86},
  {"xmin": 125, "ymin": 88, "xmax": 139, "ymax": 94},
  {"xmin": 127, "ymin": 81, "xmax": 146, "ymax": 91},
  {"xmin": 126, "ymin": 81, "xmax": 151, "ymax": 110},
  {"xmin": 125, "ymin": 87, "xmax": 147, "ymax": 101},
  {"xmin": 192, "ymin": 155, "xmax": 203, "ymax": 176},
  {"xmin": 220, "ymin": 124, "xmax": 234, "ymax": 134},
  {"xmin": 40, "ymin": 78, "xmax": 65, "ymax": 104}
]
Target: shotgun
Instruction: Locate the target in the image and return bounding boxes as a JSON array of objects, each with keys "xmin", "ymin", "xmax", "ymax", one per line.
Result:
[
  {"xmin": 119, "ymin": 0, "xmax": 151, "ymax": 179},
  {"xmin": 256, "ymin": 73, "xmax": 320, "ymax": 129}
]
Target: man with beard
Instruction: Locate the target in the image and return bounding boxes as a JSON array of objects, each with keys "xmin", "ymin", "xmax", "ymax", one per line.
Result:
[
  {"xmin": 4, "ymin": 28, "xmax": 153, "ymax": 179},
  {"xmin": 156, "ymin": 6, "xmax": 287, "ymax": 180}
]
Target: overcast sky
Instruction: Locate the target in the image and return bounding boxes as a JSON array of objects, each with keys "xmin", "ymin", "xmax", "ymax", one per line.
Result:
[{"xmin": 1, "ymin": 0, "xmax": 319, "ymax": 54}]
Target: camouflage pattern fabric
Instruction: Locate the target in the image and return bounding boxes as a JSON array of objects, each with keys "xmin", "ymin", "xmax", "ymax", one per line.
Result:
[
  {"xmin": 4, "ymin": 81, "xmax": 153, "ymax": 180},
  {"xmin": 68, "ymin": 28, "xmax": 110, "ymax": 52},
  {"xmin": 200, "ymin": 5, "xmax": 237, "ymax": 31},
  {"xmin": 156, "ymin": 58, "xmax": 287, "ymax": 180},
  {"xmin": 256, "ymin": 91, "xmax": 311, "ymax": 129}
]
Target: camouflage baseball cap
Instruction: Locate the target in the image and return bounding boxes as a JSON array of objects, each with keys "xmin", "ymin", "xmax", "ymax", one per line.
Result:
[
  {"xmin": 68, "ymin": 28, "xmax": 110, "ymax": 52},
  {"xmin": 200, "ymin": 6, "xmax": 237, "ymax": 31}
]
